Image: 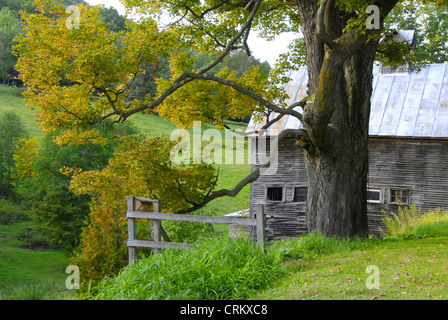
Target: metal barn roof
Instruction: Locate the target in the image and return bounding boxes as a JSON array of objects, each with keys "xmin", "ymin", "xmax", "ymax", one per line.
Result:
[{"xmin": 246, "ymin": 62, "xmax": 448, "ymax": 138}]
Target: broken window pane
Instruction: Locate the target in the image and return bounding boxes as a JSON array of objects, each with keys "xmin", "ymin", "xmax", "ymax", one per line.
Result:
[{"xmin": 293, "ymin": 187, "xmax": 307, "ymax": 203}]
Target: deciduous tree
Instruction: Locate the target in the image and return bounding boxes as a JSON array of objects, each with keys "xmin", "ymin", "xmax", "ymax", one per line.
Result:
[
  {"xmin": 0, "ymin": 7, "xmax": 21, "ymax": 84},
  {"xmin": 0, "ymin": 111, "xmax": 28, "ymax": 195}
]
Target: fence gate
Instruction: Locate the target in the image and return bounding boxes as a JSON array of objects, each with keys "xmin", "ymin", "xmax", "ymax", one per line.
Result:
[{"xmin": 125, "ymin": 197, "xmax": 266, "ymax": 263}]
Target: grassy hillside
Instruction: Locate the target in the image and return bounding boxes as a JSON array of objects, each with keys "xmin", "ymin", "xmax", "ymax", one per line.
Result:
[
  {"xmin": 87, "ymin": 228, "xmax": 448, "ymax": 300},
  {"xmin": 129, "ymin": 111, "xmax": 252, "ymax": 218},
  {"xmin": 0, "ymin": 86, "xmax": 42, "ymax": 139},
  {"xmin": 0, "ymin": 219, "xmax": 75, "ymax": 300}
]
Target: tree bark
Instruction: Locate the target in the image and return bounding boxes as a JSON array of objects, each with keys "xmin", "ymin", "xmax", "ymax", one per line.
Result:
[{"xmin": 294, "ymin": 0, "xmax": 397, "ymax": 237}]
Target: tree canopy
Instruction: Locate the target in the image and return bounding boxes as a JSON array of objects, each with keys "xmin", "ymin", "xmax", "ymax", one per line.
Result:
[{"xmin": 385, "ymin": 0, "xmax": 448, "ymax": 65}]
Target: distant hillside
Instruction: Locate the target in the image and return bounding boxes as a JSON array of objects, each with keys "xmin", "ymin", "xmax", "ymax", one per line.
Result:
[
  {"xmin": 0, "ymin": 86, "xmax": 41, "ymax": 138},
  {"xmin": 0, "ymin": 85, "xmax": 251, "ymax": 218}
]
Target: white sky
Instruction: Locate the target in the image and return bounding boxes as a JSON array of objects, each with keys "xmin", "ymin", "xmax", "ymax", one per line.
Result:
[{"xmin": 84, "ymin": 0, "xmax": 295, "ymax": 66}]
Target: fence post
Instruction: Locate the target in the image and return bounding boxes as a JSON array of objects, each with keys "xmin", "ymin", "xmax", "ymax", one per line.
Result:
[
  {"xmin": 152, "ymin": 199, "xmax": 162, "ymax": 254},
  {"xmin": 256, "ymin": 204, "xmax": 266, "ymax": 252},
  {"xmin": 127, "ymin": 197, "xmax": 137, "ymax": 263}
]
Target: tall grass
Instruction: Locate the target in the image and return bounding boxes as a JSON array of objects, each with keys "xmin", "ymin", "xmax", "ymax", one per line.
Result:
[
  {"xmin": 89, "ymin": 236, "xmax": 285, "ymax": 300},
  {"xmin": 380, "ymin": 205, "xmax": 448, "ymax": 239}
]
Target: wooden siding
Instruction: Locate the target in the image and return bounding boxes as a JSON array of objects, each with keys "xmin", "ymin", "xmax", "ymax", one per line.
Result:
[
  {"xmin": 250, "ymin": 138, "xmax": 308, "ymax": 239},
  {"xmin": 250, "ymin": 137, "xmax": 448, "ymax": 238},
  {"xmin": 367, "ymin": 137, "xmax": 448, "ymax": 235}
]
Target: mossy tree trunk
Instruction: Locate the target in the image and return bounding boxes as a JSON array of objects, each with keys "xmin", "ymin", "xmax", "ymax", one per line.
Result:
[{"xmin": 295, "ymin": 0, "xmax": 398, "ymax": 237}]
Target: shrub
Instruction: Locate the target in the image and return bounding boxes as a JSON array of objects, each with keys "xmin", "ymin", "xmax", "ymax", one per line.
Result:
[
  {"xmin": 17, "ymin": 227, "xmax": 52, "ymax": 250},
  {"xmin": 0, "ymin": 199, "xmax": 30, "ymax": 225},
  {"xmin": 161, "ymin": 209, "xmax": 216, "ymax": 244},
  {"xmin": 410, "ymin": 219, "xmax": 448, "ymax": 238},
  {"xmin": 70, "ymin": 136, "xmax": 219, "ymax": 293},
  {"xmin": 381, "ymin": 205, "xmax": 448, "ymax": 239},
  {"xmin": 89, "ymin": 236, "xmax": 285, "ymax": 300}
]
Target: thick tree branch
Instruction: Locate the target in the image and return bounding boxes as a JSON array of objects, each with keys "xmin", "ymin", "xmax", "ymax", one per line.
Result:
[
  {"xmin": 316, "ymin": 0, "xmax": 336, "ymax": 49},
  {"xmin": 97, "ymin": 73, "xmax": 194, "ymax": 123},
  {"xmin": 261, "ymin": 95, "xmax": 309, "ymax": 130},
  {"xmin": 230, "ymin": 96, "xmax": 309, "ymax": 137},
  {"xmin": 113, "ymin": 69, "xmax": 303, "ymax": 125},
  {"xmin": 185, "ymin": 72, "xmax": 304, "ymax": 121}
]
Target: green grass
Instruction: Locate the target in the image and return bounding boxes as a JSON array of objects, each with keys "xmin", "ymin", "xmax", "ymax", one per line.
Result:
[
  {"xmin": 256, "ymin": 236, "xmax": 448, "ymax": 300},
  {"xmin": 381, "ymin": 205, "xmax": 448, "ymax": 239},
  {"xmin": 254, "ymin": 209, "xmax": 448, "ymax": 300},
  {"xmin": 0, "ymin": 220, "xmax": 75, "ymax": 300},
  {"xmin": 0, "ymin": 86, "xmax": 42, "ymax": 139}
]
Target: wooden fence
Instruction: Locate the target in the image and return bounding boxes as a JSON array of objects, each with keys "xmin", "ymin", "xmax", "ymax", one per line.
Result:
[{"xmin": 125, "ymin": 196, "xmax": 266, "ymax": 263}]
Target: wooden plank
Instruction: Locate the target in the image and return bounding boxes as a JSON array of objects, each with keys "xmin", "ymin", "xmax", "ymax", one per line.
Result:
[
  {"xmin": 134, "ymin": 196, "xmax": 160, "ymax": 203},
  {"xmin": 126, "ymin": 211, "xmax": 257, "ymax": 226},
  {"xmin": 126, "ymin": 239, "xmax": 192, "ymax": 250},
  {"xmin": 256, "ymin": 204, "xmax": 266, "ymax": 252},
  {"xmin": 127, "ymin": 197, "xmax": 137, "ymax": 262},
  {"xmin": 153, "ymin": 219, "xmax": 162, "ymax": 254},
  {"xmin": 134, "ymin": 197, "xmax": 161, "ymax": 213}
]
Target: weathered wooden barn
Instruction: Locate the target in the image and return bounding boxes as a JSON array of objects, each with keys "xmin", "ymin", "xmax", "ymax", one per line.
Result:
[{"xmin": 246, "ymin": 61, "xmax": 448, "ymax": 238}]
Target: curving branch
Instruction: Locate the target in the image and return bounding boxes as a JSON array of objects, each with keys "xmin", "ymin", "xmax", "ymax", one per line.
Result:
[
  {"xmin": 183, "ymin": 0, "xmax": 231, "ymax": 21},
  {"xmin": 316, "ymin": 0, "xmax": 336, "ymax": 49},
  {"xmin": 94, "ymin": 1, "xmax": 263, "ymax": 125},
  {"xmin": 185, "ymin": 72, "xmax": 304, "ymax": 121},
  {"xmin": 174, "ymin": 128, "xmax": 309, "ymax": 214},
  {"xmin": 224, "ymin": 94, "xmax": 309, "ymax": 136},
  {"xmin": 197, "ymin": 0, "xmax": 262, "ymax": 74}
]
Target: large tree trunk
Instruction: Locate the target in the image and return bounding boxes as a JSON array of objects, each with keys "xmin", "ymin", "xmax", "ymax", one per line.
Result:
[{"xmin": 294, "ymin": 0, "xmax": 396, "ymax": 237}]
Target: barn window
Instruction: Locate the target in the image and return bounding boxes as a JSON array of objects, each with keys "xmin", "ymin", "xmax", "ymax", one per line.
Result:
[
  {"xmin": 390, "ymin": 188, "xmax": 409, "ymax": 204},
  {"xmin": 367, "ymin": 189, "xmax": 381, "ymax": 203},
  {"xmin": 293, "ymin": 187, "xmax": 307, "ymax": 203},
  {"xmin": 266, "ymin": 187, "xmax": 284, "ymax": 202}
]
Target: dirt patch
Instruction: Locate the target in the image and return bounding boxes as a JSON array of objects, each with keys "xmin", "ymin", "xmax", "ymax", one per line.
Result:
[{"xmin": 14, "ymin": 243, "xmax": 53, "ymax": 251}]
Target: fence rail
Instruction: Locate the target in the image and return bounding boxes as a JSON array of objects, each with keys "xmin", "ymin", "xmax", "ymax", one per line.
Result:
[{"xmin": 125, "ymin": 196, "xmax": 266, "ymax": 263}]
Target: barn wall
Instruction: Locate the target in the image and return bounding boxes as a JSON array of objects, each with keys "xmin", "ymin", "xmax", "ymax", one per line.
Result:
[
  {"xmin": 250, "ymin": 136, "xmax": 448, "ymax": 238},
  {"xmin": 250, "ymin": 137, "xmax": 308, "ymax": 239},
  {"xmin": 367, "ymin": 137, "xmax": 448, "ymax": 235}
]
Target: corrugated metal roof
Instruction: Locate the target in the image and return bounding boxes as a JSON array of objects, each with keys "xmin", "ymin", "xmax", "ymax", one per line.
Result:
[{"xmin": 246, "ymin": 62, "xmax": 448, "ymax": 138}]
